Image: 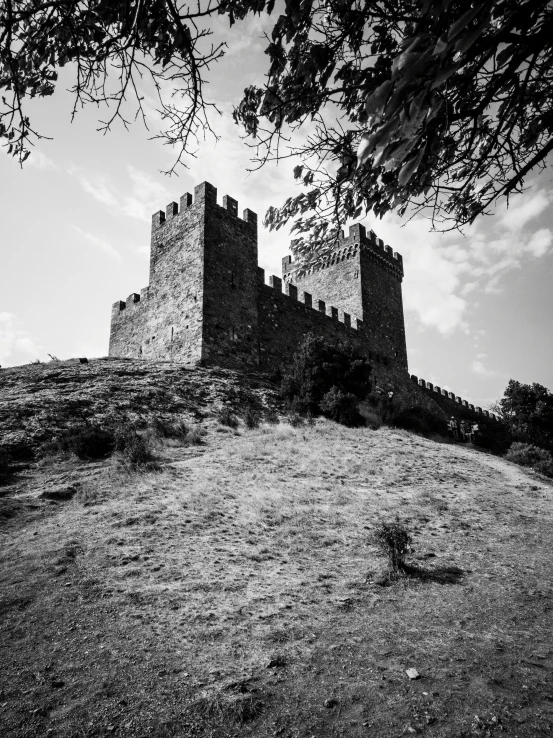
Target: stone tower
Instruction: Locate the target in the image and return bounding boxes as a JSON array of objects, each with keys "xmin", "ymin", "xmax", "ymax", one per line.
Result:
[
  {"xmin": 109, "ymin": 182, "xmax": 259, "ymax": 368},
  {"xmin": 282, "ymin": 224, "xmax": 408, "ymax": 369}
]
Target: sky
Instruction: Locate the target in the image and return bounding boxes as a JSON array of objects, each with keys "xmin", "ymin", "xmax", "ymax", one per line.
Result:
[{"xmin": 2, "ymin": 11, "xmax": 553, "ymax": 410}]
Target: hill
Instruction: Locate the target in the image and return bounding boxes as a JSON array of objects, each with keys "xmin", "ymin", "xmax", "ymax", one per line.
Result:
[{"xmin": 1, "ymin": 360, "xmax": 552, "ymax": 738}]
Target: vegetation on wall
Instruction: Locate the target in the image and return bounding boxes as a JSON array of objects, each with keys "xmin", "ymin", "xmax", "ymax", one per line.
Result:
[{"xmin": 280, "ymin": 334, "xmax": 372, "ymax": 427}]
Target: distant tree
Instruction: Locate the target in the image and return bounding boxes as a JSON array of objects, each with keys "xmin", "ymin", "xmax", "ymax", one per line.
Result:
[
  {"xmin": 0, "ymin": 0, "xmax": 270, "ymax": 170},
  {"xmin": 499, "ymin": 379, "xmax": 553, "ymax": 449},
  {"xmin": 234, "ymin": 0, "xmax": 553, "ymax": 271}
]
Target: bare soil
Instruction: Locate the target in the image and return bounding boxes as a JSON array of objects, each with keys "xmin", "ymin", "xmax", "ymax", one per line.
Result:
[{"xmin": 1, "ymin": 367, "xmax": 552, "ymax": 737}]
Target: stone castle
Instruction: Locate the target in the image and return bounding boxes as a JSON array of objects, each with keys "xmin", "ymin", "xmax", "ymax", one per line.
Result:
[{"xmin": 109, "ymin": 180, "xmax": 497, "ymax": 421}]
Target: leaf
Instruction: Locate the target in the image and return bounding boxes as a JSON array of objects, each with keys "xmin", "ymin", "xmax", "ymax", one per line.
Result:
[
  {"xmin": 447, "ymin": 6, "xmax": 481, "ymax": 42},
  {"xmin": 365, "ymin": 80, "xmax": 392, "ymax": 115},
  {"xmin": 398, "ymin": 147, "xmax": 425, "ymax": 186},
  {"xmin": 356, "ymin": 132, "xmax": 372, "ymax": 168}
]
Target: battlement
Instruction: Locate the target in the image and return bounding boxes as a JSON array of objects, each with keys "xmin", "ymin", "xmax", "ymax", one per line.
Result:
[
  {"xmin": 258, "ymin": 267, "xmax": 391, "ymax": 366},
  {"xmin": 151, "ymin": 181, "xmax": 257, "ymax": 229},
  {"xmin": 411, "ymin": 375, "xmax": 498, "ymax": 421},
  {"xmin": 282, "ymin": 223, "xmax": 403, "ymax": 281}
]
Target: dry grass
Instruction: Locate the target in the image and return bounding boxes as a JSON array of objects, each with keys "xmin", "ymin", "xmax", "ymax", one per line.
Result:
[{"xmin": 1, "ymin": 420, "xmax": 553, "ymax": 737}]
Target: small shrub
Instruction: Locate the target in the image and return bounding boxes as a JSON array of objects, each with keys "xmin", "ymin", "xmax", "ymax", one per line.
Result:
[
  {"xmin": 505, "ymin": 442, "xmax": 553, "ymax": 477},
  {"xmin": 243, "ymin": 405, "xmax": 262, "ymax": 429},
  {"xmin": 373, "ymin": 520, "xmax": 413, "ymax": 575},
  {"xmin": 44, "ymin": 423, "xmax": 115, "ymax": 460},
  {"xmin": 0, "ymin": 447, "xmax": 12, "ymax": 483},
  {"xmin": 320, "ymin": 386, "xmax": 363, "ymax": 427},
  {"xmin": 151, "ymin": 416, "xmax": 191, "ymax": 440},
  {"xmin": 114, "ymin": 424, "xmax": 159, "ymax": 471},
  {"xmin": 287, "ymin": 412, "xmax": 304, "ymax": 428},
  {"xmin": 218, "ymin": 407, "xmax": 239, "ymax": 429},
  {"xmin": 265, "ymin": 407, "xmax": 280, "ymax": 425}
]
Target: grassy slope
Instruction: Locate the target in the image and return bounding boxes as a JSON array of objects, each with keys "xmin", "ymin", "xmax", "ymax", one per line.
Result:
[{"xmin": 1, "ymin": 419, "xmax": 553, "ymax": 738}]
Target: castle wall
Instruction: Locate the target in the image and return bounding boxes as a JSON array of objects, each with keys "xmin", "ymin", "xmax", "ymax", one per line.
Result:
[
  {"xmin": 257, "ymin": 274, "xmax": 372, "ymax": 369},
  {"xmin": 201, "ymin": 186, "xmax": 259, "ymax": 369}
]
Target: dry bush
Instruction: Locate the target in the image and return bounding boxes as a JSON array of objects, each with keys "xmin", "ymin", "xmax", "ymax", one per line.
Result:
[
  {"xmin": 373, "ymin": 520, "xmax": 413, "ymax": 576},
  {"xmin": 114, "ymin": 423, "xmax": 160, "ymax": 471},
  {"xmin": 151, "ymin": 417, "xmax": 205, "ymax": 446},
  {"xmin": 217, "ymin": 407, "xmax": 239, "ymax": 429},
  {"xmin": 42, "ymin": 423, "xmax": 115, "ymax": 460},
  {"xmin": 0, "ymin": 447, "xmax": 12, "ymax": 483}
]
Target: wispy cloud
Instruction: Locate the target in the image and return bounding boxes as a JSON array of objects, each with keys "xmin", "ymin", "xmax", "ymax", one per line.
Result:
[
  {"xmin": 72, "ymin": 225, "xmax": 121, "ymax": 262},
  {"xmin": 376, "ymin": 185, "xmax": 553, "ymax": 335},
  {"xmin": 26, "ymin": 149, "xmax": 58, "ymax": 171},
  {"xmin": 72, "ymin": 165, "xmax": 172, "ymax": 223},
  {"xmin": 0, "ymin": 312, "xmax": 43, "ymax": 366}
]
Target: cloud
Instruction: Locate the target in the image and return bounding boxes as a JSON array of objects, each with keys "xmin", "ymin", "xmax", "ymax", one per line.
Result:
[
  {"xmin": 471, "ymin": 359, "xmax": 497, "ymax": 378},
  {"xmin": 374, "ymin": 184, "xmax": 553, "ymax": 335},
  {"xmin": 72, "ymin": 225, "xmax": 121, "ymax": 262},
  {"xmin": 73, "ymin": 166, "xmax": 172, "ymax": 223},
  {"xmin": 26, "ymin": 150, "xmax": 58, "ymax": 171},
  {"xmin": 499, "ymin": 189, "xmax": 550, "ymax": 230},
  {"xmin": 0, "ymin": 313, "xmax": 43, "ymax": 366}
]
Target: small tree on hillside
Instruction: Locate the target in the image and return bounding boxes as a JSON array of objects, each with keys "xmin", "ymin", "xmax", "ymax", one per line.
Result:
[{"xmin": 281, "ymin": 334, "xmax": 371, "ymax": 425}]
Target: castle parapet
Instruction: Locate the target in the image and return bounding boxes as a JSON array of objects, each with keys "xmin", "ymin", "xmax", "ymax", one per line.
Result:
[
  {"xmin": 151, "ymin": 182, "xmax": 258, "ymax": 230},
  {"xmin": 282, "ymin": 221, "xmax": 404, "ymax": 282}
]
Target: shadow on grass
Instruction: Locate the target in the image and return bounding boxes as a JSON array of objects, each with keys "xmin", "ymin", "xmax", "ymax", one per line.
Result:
[{"xmin": 403, "ymin": 562, "xmax": 465, "ymax": 584}]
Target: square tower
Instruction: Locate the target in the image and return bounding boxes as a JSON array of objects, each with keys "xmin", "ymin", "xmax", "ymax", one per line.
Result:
[
  {"xmin": 282, "ymin": 224, "xmax": 408, "ymax": 368},
  {"xmin": 109, "ymin": 182, "xmax": 259, "ymax": 368}
]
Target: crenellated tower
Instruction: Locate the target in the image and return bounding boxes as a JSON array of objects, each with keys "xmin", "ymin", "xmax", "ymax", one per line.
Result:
[
  {"xmin": 282, "ymin": 224, "xmax": 408, "ymax": 369},
  {"xmin": 109, "ymin": 182, "xmax": 259, "ymax": 368}
]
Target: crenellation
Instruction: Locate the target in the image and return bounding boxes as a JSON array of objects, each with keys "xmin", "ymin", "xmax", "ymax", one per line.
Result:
[
  {"xmin": 342, "ymin": 311, "xmax": 351, "ymax": 328},
  {"xmin": 152, "ymin": 210, "xmax": 165, "ymax": 228},
  {"xmin": 223, "ymin": 195, "xmax": 238, "ymax": 216},
  {"xmin": 166, "ymin": 202, "xmax": 179, "ymax": 219},
  {"xmin": 243, "ymin": 208, "xmax": 257, "ymax": 225},
  {"xmin": 318, "ymin": 299, "xmax": 326, "ymax": 313},
  {"xmin": 329, "ymin": 306, "xmax": 338, "ymax": 321},
  {"xmin": 126, "ymin": 293, "xmax": 140, "ymax": 306},
  {"xmin": 194, "ymin": 181, "xmax": 217, "ymax": 204},
  {"xmin": 285, "ymin": 283, "xmax": 298, "ymax": 300},
  {"xmin": 180, "ymin": 192, "xmax": 193, "ymax": 210},
  {"xmin": 257, "ymin": 266, "xmax": 265, "ymax": 284},
  {"xmin": 269, "ymin": 275, "xmax": 282, "ymax": 292}
]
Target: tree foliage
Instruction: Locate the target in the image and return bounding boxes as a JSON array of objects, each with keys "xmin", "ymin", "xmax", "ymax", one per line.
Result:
[
  {"xmin": 280, "ymin": 333, "xmax": 371, "ymax": 425},
  {"xmin": 5, "ymin": 0, "xmax": 553, "ymax": 271},
  {"xmin": 499, "ymin": 379, "xmax": 553, "ymax": 449},
  {"xmin": 234, "ymin": 0, "xmax": 553, "ymax": 270},
  {"xmin": 0, "ymin": 0, "xmax": 270, "ymax": 169}
]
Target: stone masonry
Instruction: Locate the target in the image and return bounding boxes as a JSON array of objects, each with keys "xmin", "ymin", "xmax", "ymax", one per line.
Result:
[{"xmin": 108, "ymin": 180, "xmax": 498, "ymax": 421}]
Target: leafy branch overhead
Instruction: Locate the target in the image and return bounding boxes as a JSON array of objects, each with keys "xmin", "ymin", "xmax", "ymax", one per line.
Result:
[
  {"xmin": 233, "ymin": 0, "xmax": 553, "ymax": 266},
  {"xmin": 0, "ymin": 0, "xmax": 273, "ymax": 171},
  {"xmin": 3, "ymin": 0, "xmax": 553, "ymax": 267}
]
